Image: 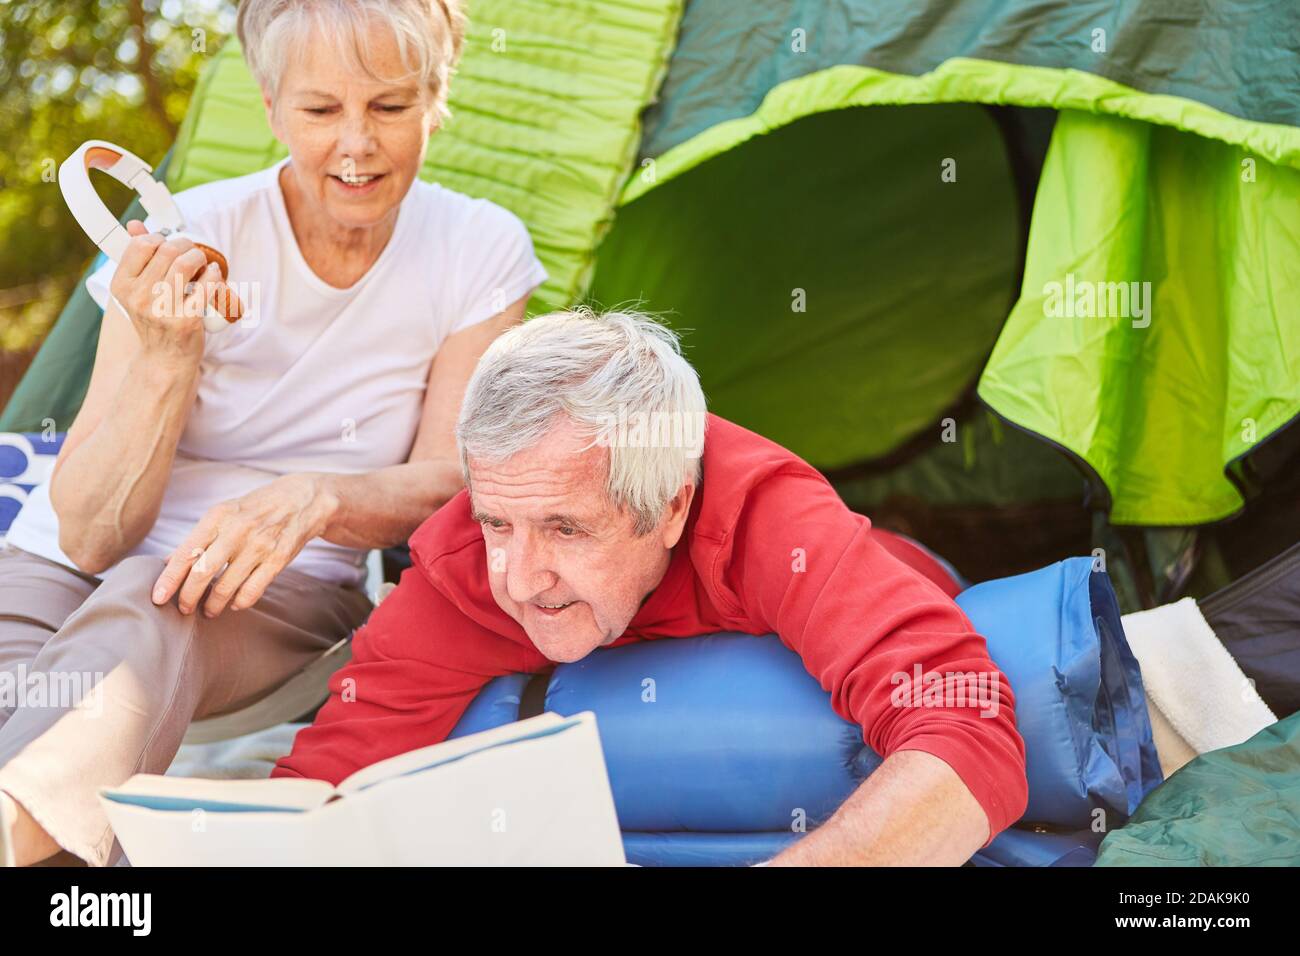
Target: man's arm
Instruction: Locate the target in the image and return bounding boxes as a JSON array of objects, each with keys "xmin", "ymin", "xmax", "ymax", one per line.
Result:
[
  {"xmin": 723, "ymin": 470, "xmax": 1029, "ymax": 864},
  {"xmin": 767, "ymin": 751, "xmax": 988, "ymax": 866},
  {"xmin": 274, "ymin": 561, "xmax": 528, "ymax": 784}
]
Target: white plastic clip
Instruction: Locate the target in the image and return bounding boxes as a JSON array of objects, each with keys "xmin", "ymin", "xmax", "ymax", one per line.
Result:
[{"xmin": 59, "ymin": 140, "xmax": 232, "ymax": 333}]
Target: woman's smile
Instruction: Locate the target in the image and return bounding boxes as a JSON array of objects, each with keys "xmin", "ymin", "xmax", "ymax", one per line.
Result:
[{"xmin": 328, "ymin": 171, "xmax": 387, "ymax": 195}]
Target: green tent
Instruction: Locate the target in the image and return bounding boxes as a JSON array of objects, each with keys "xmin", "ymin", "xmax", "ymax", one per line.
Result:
[{"xmin": 4, "ymin": 0, "xmax": 1298, "ymax": 609}]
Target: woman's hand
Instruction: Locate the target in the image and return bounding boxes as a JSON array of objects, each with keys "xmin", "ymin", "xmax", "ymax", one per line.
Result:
[
  {"xmin": 110, "ymin": 220, "xmax": 224, "ymax": 368},
  {"xmin": 152, "ymin": 474, "xmax": 341, "ymax": 617}
]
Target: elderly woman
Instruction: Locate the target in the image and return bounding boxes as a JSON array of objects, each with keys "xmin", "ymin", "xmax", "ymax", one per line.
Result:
[{"xmin": 0, "ymin": 0, "xmax": 545, "ymax": 866}]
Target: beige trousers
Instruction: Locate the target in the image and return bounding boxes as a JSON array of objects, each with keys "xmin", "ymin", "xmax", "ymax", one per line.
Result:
[{"xmin": 0, "ymin": 545, "xmax": 372, "ymax": 865}]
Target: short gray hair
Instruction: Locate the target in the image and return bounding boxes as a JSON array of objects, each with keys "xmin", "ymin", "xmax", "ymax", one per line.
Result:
[
  {"xmin": 237, "ymin": 0, "xmax": 465, "ymax": 120},
  {"xmin": 457, "ymin": 309, "xmax": 709, "ymax": 535}
]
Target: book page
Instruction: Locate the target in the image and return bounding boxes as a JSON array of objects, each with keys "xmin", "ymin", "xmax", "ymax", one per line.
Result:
[
  {"xmin": 342, "ymin": 713, "xmax": 624, "ymax": 865},
  {"xmin": 101, "ymin": 795, "xmax": 385, "ymax": 865},
  {"xmin": 100, "ymin": 773, "xmax": 335, "ymax": 814},
  {"xmin": 336, "ymin": 711, "xmax": 569, "ymax": 795},
  {"xmin": 99, "ymin": 712, "xmax": 624, "ymax": 865}
]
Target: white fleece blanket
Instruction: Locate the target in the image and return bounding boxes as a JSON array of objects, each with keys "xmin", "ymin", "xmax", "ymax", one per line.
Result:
[
  {"xmin": 167, "ymin": 722, "xmax": 304, "ymax": 780},
  {"xmin": 1122, "ymin": 597, "xmax": 1277, "ymax": 777},
  {"xmin": 165, "ymin": 580, "xmax": 396, "ymax": 781}
]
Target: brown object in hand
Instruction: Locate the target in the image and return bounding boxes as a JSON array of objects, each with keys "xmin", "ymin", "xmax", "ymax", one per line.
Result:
[
  {"xmin": 81, "ymin": 145, "xmax": 242, "ymax": 327},
  {"xmin": 193, "ymin": 242, "xmax": 243, "ymax": 322},
  {"xmin": 194, "ymin": 243, "xmax": 228, "ymax": 277}
]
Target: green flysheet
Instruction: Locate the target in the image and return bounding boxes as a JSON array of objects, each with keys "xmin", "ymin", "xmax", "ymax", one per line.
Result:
[
  {"xmin": 588, "ymin": 99, "xmax": 1022, "ymax": 468},
  {"xmin": 588, "ymin": 0, "xmax": 1300, "ymax": 522},
  {"xmin": 979, "ymin": 110, "xmax": 1300, "ymax": 525}
]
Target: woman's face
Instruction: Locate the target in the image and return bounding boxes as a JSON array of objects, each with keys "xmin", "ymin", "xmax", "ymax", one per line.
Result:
[{"xmin": 264, "ymin": 19, "xmax": 438, "ymax": 230}]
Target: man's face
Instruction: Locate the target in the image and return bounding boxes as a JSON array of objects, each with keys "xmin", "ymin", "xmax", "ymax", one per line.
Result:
[{"xmin": 469, "ymin": 419, "xmax": 694, "ymax": 663}]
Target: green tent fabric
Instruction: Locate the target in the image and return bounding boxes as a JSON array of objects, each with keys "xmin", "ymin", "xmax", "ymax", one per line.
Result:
[
  {"xmin": 592, "ymin": 59, "xmax": 1300, "ymax": 503},
  {"xmin": 637, "ymin": 0, "xmax": 1300, "ymax": 159},
  {"xmin": 979, "ymin": 109, "xmax": 1300, "ymax": 525},
  {"xmin": 832, "ymin": 407, "xmax": 1095, "ymax": 583},
  {"xmin": 1095, "ymin": 712, "xmax": 1300, "ymax": 866},
  {"xmin": 584, "ymin": 0, "xmax": 1300, "ymax": 522},
  {"xmin": 589, "ymin": 99, "xmax": 1023, "ymax": 468}
]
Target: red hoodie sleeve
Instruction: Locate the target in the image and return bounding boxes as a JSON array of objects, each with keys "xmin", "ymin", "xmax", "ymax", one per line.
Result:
[
  {"xmin": 272, "ymin": 564, "xmax": 529, "ymax": 785},
  {"xmin": 719, "ymin": 470, "xmax": 1029, "ymax": 847}
]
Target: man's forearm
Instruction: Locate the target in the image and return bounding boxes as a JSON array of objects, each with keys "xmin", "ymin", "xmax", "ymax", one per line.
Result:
[
  {"xmin": 313, "ymin": 458, "xmax": 464, "ymax": 551},
  {"xmin": 767, "ymin": 749, "xmax": 990, "ymax": 866},
  {"xmin": 50, "ymin": 355, "xmax": 200, "ymax": 572}
]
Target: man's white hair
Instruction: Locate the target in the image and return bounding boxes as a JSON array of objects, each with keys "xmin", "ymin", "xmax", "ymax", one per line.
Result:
[
  {"xmin": 237, "ymin": 0, "xmax": 465, "ymax": 120},
  {"xmin": 457, "ymin": 308, "xmax": 708, "ymax": 535}
]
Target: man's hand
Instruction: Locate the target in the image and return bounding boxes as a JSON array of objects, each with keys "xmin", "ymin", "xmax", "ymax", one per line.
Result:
[
  {"xmin": 152, "ymin": 473, "xmax": 339, "ymax": 617},
  {"xmin": 766, "ymin": 749, "xmax": 991, "ymax": 866}
]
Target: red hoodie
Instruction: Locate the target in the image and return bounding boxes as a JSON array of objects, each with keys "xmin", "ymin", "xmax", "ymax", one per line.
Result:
[{"xmin": 274, "ymin": 414, "xmax": 1029, "ymax": 845}]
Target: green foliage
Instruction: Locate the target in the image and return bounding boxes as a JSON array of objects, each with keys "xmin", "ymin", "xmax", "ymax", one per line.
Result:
[{"xmin": 0, "ymin": 0, "xmax": 237, "ymax": 351}]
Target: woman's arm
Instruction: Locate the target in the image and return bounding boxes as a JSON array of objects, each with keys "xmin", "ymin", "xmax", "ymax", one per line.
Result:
[
  {"xmin": 50, "ymin": 222, "xmax": 227, "ymax": 573},
  {"xmin": 154, "ymin": 293, "xmax": 530, "ymax": 617},
  {"xmin": 314, "ymin": 297, "xmax": 530, "ymax": 549}
]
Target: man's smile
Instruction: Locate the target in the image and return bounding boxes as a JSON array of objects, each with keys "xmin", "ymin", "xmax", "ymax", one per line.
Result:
[{"xmin": 532, "ymin": 600, "xmax": 577, "ymax": 616}]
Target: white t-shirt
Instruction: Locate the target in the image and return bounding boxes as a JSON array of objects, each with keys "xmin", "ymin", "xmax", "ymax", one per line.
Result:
[{"xmin": 8, "ymin": 158, "xmax": 547, "ymax": 585}]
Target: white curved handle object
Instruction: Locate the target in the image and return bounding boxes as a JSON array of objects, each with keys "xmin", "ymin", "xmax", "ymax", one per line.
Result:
[{"xmin": 59, "ymin": 141, "xmax": 234, "ymax": 332}]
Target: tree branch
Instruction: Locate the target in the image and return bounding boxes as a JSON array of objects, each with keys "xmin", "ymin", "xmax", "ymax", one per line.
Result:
[{"xmin": 125, "ymin": 0, "xmax": 176, "ymax": 137}]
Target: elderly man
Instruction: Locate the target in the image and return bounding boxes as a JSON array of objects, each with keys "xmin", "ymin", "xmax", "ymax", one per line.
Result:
[{"xmin": 274, "ymin": 309, "xmax": 1029, "ymax": 865}]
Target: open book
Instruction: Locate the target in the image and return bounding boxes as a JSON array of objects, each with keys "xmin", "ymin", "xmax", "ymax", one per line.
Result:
[{"xmin": 99, "ymin": 712, "xmax": 625, "ymax": 866}]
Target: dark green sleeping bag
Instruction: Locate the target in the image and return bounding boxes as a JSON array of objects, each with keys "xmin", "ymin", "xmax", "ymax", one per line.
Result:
[{"xmin": 1095, "ymin": 712, "xmax": 1300, "ymax": 866}]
